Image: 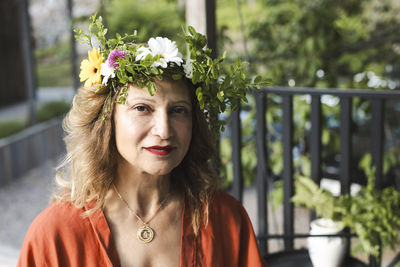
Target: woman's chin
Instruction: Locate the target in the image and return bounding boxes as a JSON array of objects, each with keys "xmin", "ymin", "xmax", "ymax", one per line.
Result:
[{"xmin": 141, "ymin": 165, "xmax": 176, "ymax": 177}]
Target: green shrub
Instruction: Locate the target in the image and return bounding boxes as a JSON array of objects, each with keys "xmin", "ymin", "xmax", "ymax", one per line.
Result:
[
  {"xmin": 36, "ymin": 101, "xmax": 71, "ymax": 122},
  {"xmin": 35, "ymin": 40, "xmax": 71, "ymax": 63},
  {"xmin": 35, "ymin": 40, "xmax": 73, "ymax": 87},
  {"xmin": 36, "ymin": 61, "xmax": 73, "ymax": 87},
  {"xmin": 0, "ymin": 120, "xmax": 26, "ymax": 139},
  {"xmin": 0, "ymin": 101, "xmax": 71, "ymax": 139}
]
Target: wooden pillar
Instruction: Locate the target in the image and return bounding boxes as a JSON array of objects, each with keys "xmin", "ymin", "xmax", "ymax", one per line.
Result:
[
  {"xmin": 186, "ymin": 0, "xmax": 220, "ymax": 173},
  {"xmin": 0, "ymin": 0, "xmax": 29, "ymax": 107},
  {"xmin": 67, "ymin": 0, "xmax": 79, "ymax": 91},
  {"xmin": 185, "ymin": 0, "xmax": 217, "ymax": 58},
  {"xmin": 186, "ymin": 0, "xmax": 207, "ymax": 35},
  {"xmin": 21, "ymin": 0, "xmax": 36, "ymax": 125}
]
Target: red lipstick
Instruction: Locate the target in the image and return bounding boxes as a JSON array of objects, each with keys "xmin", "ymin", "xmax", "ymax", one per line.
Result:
[{"xmin": 144, "ymin": 146, "xmax": 174, "ymax": 156}]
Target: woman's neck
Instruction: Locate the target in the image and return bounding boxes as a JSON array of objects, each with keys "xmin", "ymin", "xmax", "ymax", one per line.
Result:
[{"xmin": 113, "ymin": 163, "xmax": 172, "ymax": 219}]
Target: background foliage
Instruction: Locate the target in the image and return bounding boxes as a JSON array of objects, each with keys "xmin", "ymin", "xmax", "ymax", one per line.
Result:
[
  {"xmin": 248, "ymin": 0, "xmax": 400, "ymax": 88},
  {"xmin": 217, "ymin": 0, "xmax": 400, "ymax": 190},
  {"xmin": 33, "ymin": 0, "xmax": 400, "ymax": 190},
  {"xmin": 105, "ymin": 0, "xmax": 186, "ymax": 50}
]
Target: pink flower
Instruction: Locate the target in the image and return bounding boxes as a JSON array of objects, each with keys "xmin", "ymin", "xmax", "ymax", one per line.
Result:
[{"xmin": 107, "ymin": 49, "xmax": 127, "ymax": 68}]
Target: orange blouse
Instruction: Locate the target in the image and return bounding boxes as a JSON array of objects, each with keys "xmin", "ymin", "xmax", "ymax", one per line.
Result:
[{"xmin": 17, "ymin": 191, "xmax": 267, "ymax": 267}]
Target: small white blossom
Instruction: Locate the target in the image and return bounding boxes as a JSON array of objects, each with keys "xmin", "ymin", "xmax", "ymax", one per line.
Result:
[
  {"xmin": 183, "ymin": 59, "xmax": 193, "ymax": 79},
  {"xmin": 136, "ymin": 37, "xmax": 183, "ymax": 68},
  {"xmin": 100, "ymin": 61, "xmax": 115, "ymax": 85},
  {"xmin": 135, "ymin": 46, "xmax": 152, "ymax": 61}
]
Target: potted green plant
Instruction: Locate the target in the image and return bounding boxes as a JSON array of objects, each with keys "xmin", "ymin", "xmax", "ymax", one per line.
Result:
[{"xmin": 292, "ymin": 165, "xmax": 400, "ymax": 266}]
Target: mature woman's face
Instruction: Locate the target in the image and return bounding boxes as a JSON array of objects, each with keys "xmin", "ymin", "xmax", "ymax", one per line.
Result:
[{"xmin": 113, "ymin": 79, "xmax": 193, "ymax": 176}]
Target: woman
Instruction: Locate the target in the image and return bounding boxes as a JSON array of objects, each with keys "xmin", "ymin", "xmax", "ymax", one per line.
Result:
[{"xmin": 17, "ymin": 15, "xmax": 267, "ymax": 267}]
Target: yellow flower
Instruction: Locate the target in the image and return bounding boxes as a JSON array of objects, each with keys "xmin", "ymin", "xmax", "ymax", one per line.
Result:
[{"xmin": 79, "ymin": 47, "xmax": 103, "ymax": 87}]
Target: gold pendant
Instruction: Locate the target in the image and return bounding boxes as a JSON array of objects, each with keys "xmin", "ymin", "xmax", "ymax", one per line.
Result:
[{"xmin": 137, "ymin": 225, "xmax": 154, "ymax": 243}]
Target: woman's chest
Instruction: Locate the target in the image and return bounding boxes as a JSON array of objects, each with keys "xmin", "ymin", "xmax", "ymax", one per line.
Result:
[
  {"xmin": 106, "ymin": 202, "xmax": 183, "ymax": 267},
  {"xmin": 116, "ymin": 229, "xmax": 181, "ymax": 267}
]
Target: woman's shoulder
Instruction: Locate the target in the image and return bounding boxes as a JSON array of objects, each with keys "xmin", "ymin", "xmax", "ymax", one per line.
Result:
[
  {"xmin": 210, "ymin": 190, "xmax": 241, "ymax": 206},
  {"xmin": 24, "ymin": 201, "xmax": 91, "ymax": 242},
  {"xmin": 31, "ymin": 201, "xmax": 85, "ymax": 226},
  {"xmin": 199, "ymin": 191, "xmax": 266, "ymax": 266},
  {"xmin": 208, "ymin": 190, "xmax": 249, "ymax": 222},
  {"xmin": 18, "ymin": 201, "xmax": 118, "ymax": 266}
]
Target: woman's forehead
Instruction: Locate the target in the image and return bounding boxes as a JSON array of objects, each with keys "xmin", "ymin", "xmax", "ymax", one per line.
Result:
[{"xmin": 126, "ymin": 79, "xmax": 191, "ymax": 103}]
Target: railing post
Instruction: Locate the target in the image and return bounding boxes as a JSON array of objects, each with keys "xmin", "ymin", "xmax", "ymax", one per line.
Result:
[
  {"xmin": 370, "ymin": 98, "xmax": 383, "ymax": 267},
  {"xmin": 255, "ymin": 90, "xmax": 268, "ymax": 256},
  {"xmin": 231, "ymin": 100, "xmax": 243, "ymax": 202},
  {"xmin": 369, "ymin": 99, "xmax": 383, "ymax": 267},
  {"xmin": 339, "ymin": 97, "xmax": 352, "ymax": 194},
  {"xmin": 282, "ymin": 94, "xmax": 294, "ymax": 250},
  {"xmin": 310, "ymin": 95, "xmax": 322, "ymax": 220},
  {"xmin": 371, "ymin": 98, "xmax": 384, "ymax": 189},
  {"xmin": 339, "ymin": 96, "xmax": 352, "ymax": 259}
]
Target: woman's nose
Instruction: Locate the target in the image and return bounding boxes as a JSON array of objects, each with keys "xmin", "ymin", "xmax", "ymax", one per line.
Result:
[{"xmin": 152, "ymin": 111, "xmax": 172, "ymax": 139}]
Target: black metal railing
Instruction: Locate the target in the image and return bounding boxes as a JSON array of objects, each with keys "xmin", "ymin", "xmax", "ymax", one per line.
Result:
[{"xmin": 230, "ymin": 87, "xmax": 400, "ymax": 267}]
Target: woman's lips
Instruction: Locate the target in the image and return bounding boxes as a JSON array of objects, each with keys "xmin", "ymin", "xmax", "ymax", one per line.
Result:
[{"xmin": 144, "ymin": 146, "xmax": 175, "ymax": 156}]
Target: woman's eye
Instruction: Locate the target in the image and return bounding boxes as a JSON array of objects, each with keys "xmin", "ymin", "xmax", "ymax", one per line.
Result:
[
  {"xmin": 173, "ymin": 107, "xmax": 188, "ymax": 114},
  {"xmin": 133, "ymin": 105, "xmax": 150, "ymax": 113}
]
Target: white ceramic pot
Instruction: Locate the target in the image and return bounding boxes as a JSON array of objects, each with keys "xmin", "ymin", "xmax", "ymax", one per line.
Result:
[{"xmin": 307, "ymin": 218, "xmax": 347, "ymax": 267}]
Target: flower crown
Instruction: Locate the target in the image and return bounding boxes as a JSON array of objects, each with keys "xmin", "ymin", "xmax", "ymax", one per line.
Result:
[{"xmin": 75, "ymin": 14, "xmax": 267, "ymax": 134}]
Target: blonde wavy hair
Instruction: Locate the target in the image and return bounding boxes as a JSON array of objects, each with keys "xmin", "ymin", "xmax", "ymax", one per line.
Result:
[{"xmin": 53, "ymin": 78, "xmax": 220, "ymax": 235}]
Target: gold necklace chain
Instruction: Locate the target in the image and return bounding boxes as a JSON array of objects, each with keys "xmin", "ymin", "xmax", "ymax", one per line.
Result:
[{"xmin": 112, "ymin": 183, "xmax": 170, "ymax": 243}]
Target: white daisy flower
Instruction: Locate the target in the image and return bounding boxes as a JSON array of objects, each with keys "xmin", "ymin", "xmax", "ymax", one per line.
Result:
[
  {"xmin": 136, "ymin": 37, "xmax": 183, "ymax": 68},
  {"xmin": 100, "ymin": 60, "xmax": 115, "ymax": 85},
  {"xmin": 183, "ymin": 59, "xmax": 193, "ymax": 79}
]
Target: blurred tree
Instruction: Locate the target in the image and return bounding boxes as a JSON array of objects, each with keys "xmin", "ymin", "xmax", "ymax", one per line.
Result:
[
  {"xmin": 104, "ymin": 0, "xmax": 185, "ymax": 47},
  {"xmin": 248, "ymin": 0, "xmax": 400, "ymax": 88}
]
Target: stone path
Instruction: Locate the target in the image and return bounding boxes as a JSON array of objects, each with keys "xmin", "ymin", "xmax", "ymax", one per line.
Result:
[
  {"xmin": 0, "ymin": 160, "xmax": 56, "ymax": 266},
  {"xmin": 0, "ymin": 87, "xmax": 73, "ymax": 265}
]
